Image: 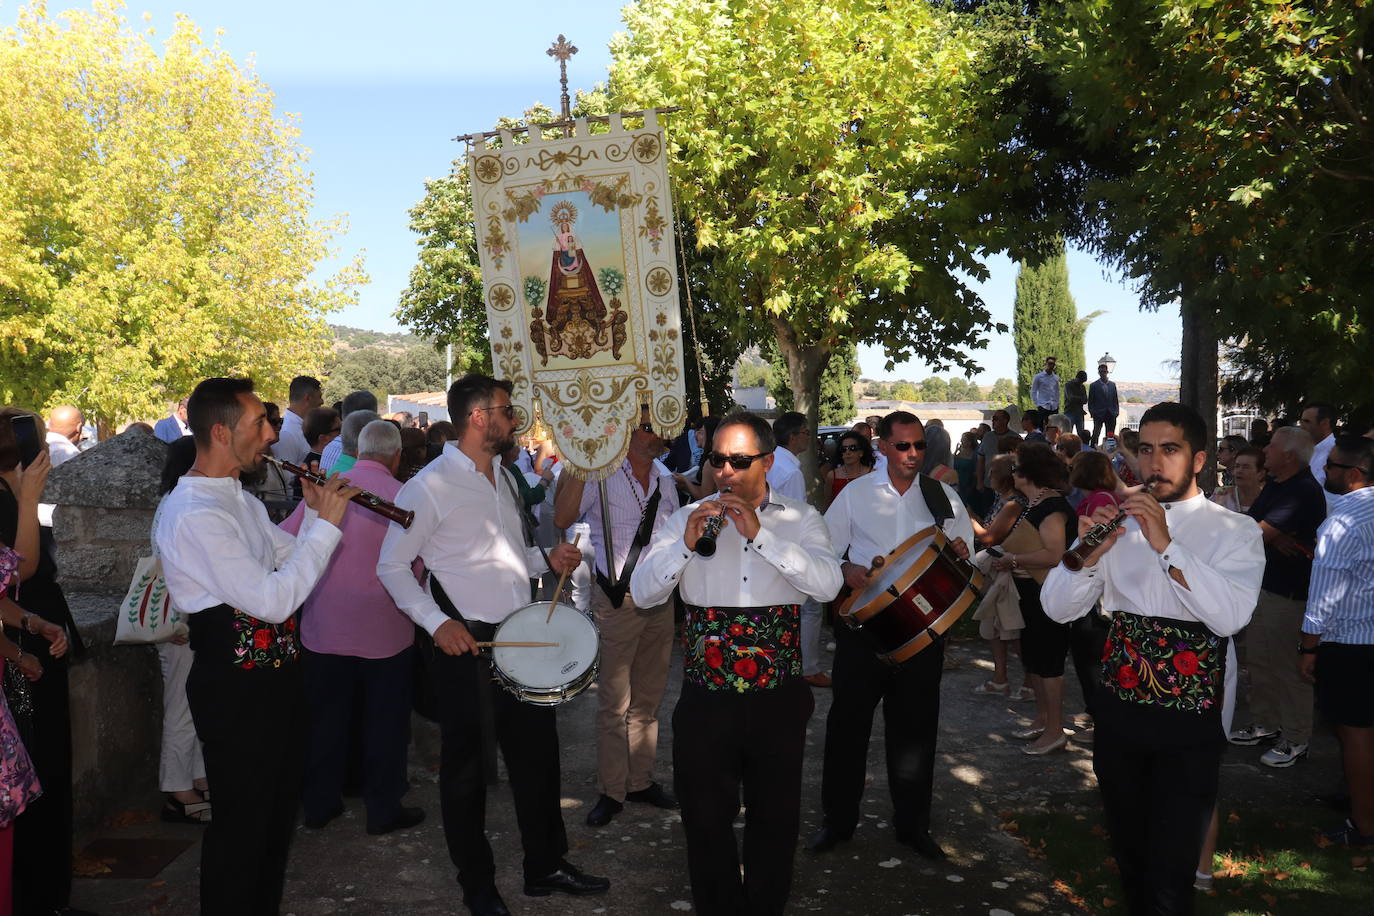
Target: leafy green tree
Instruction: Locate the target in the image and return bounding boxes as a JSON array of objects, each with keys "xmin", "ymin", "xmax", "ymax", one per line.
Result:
[
  {"xmin": 768, "ymin": 340, "xmax": 858, "ymax": 427},
  {"xmin": 1042, "ymin": 0, "xmax": 1374, "ymax": 423},
  {"xmin": 321, "ymin": 346, "xmax": 452, "ymax": 404},
  {"xmin": 946, "ymin": 377, "xmax": 982, "ymax": 401},
  {"xmin": 0, "ymin": 1, "xmax": 364, "ymax": 427},
  {"xmin": 611, "ymin": 0, "xmax": 1055, "ymax": 470},
  {"xmin": 1013, "ymin": 240, "xmax": 1100, "ymax": 408},
  {"xmin": 735, "ymin": 363, "xmax": 771, "ymax": 389},
  {"xmin": 892, "ymin": 382, "xmax": 921, "ymax": 402},
  {"xmin": 919, "ymin": 378, "xmax": 950, "ymax": 402},
  {"xmin": 989, "ymin": 377, "xmax": 1017, "ymax": 405}
]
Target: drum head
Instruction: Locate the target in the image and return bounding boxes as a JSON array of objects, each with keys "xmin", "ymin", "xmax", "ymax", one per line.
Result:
[
  {"xmin": 844, "ymin": 527, "xmax": 941, "ymax": 615},
  {"xmin": 492, "ymin": 602, "xmax": 599, "ymax": 689}
]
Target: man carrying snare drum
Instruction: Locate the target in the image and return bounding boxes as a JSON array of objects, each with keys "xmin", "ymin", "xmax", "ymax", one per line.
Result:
[
  {"xmin": 808, "ymin": 410, "xmax": 975, "ymax": 861},
  {"xmin": 377, "ymin": 374, "xmax": 606, "ymax": 916}
]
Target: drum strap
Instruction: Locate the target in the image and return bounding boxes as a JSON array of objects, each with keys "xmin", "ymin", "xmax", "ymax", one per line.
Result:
[
  {"xmin": 595, "ymin": 487, "xmax": 662, "ymax": 610},
  {"xmin": 918, "ymin": 473, "xmax": 954, "ymax": 528}
]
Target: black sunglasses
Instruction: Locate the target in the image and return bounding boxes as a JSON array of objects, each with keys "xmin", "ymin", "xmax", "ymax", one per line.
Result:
[
  {"xmin": 839, "ymin": 444, "xmax": 864, "ymax": 453},
  {"xmin": 885, "ymin": 440, "xmax": 928, "ymax": 452},
  {"xmin": 707, "ymin": 451, "xmax": 770, "ymax": 470},
  {"xmin": 1326, "ymin": 459, "xmax": 1369, "ymax": 474}
]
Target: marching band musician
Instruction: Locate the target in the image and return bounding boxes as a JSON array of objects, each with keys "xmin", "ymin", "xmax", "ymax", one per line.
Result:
[
  {"xmin": 631, "ymin": 412, "xmax": 842, "ymax": 916},
  {"xmin": 376, "ymin": 374, "xmax": 607, "ymax": 916},
  {"xmin": 1041, "ymin": 403, "xmax": 1263, "ymax": 915},
  {"xmin": 155, "ymin": 377, "xmax": 361, "ymax": 915},
  {"xmin": 808, "ymin": 410, "xmax": 975, "ymax": 861}
]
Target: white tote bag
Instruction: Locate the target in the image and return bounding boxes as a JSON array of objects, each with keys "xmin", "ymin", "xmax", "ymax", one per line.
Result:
[{"xmin": 114, "ymin": 554, "xmax": 188, "ymax": 644}]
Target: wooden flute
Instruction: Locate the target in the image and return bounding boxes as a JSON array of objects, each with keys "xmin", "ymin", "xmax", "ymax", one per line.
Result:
[{"xmin": 264, "ymin": 455, "xmax": 415, "ymax": 529}]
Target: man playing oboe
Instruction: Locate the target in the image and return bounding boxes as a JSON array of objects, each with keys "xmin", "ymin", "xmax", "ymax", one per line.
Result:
[
  {"xmin": 1042, "ymin": 403, "xmax": 1264, "ymax": 915},
  {"xmin": 631, "ymin": 413, "xmax": 842, "ymax": 916}
]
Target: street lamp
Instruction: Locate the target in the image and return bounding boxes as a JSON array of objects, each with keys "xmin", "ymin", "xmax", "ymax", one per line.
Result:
[{"xmin": 1096, "ymin": 352, "xmax": 1117, "ymax": 375}]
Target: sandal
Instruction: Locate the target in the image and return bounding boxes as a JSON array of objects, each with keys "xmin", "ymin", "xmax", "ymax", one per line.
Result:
[
  {"xmin": 1010, "ymin": 686, "xmax": 1036, "ymax": 701},
  {"xmin": 972, "ymin": 680, "xmax": 1009, "ymax": 695},
  {"xmin": 162, "ymin": 796, "xmax": 212, "ymax": 824}
]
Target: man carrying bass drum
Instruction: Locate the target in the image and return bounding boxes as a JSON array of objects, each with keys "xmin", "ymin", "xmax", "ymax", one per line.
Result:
[
  {"xmin": 808, "ymin": 410, "xmax": 975, "ymax": 862},
  {"xmin": 376, "ymin": 374, "xmax": 605, "ymax": 916}
]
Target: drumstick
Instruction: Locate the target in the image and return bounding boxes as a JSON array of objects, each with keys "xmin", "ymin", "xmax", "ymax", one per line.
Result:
[
  {"xmin": 547, "ymin": 532, "xmax": 582, "ymax": 624},
  {"xmin": 475, "ymin": 641, "xmax": 561, "ymax": 648},
  {"xmin": 867, "ymin": 555, "xmax": 886, "ymax": 578}
]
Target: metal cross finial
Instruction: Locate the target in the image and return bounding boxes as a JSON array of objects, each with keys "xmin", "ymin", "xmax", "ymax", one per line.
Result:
[{"xmin": 547, "ymin": 35, "xmax": 579, "ymax": 125}]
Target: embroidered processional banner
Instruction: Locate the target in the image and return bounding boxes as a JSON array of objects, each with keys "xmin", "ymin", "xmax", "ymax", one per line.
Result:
[{"xmin": 469, "ymin": 111, "xmax": 687, "ymax": 480}]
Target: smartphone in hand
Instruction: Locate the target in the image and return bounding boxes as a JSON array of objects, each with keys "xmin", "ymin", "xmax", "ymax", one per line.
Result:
[{"xmin": 10, "ymin": 415, "xmax": 41, "ymax": 468}]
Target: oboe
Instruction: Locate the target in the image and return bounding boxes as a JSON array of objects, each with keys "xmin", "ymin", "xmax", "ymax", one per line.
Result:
[
  {"xmin": 264, "ymin": 455, "xmax": 415, "ymax": 529},
  {"xmin": 1061, "ymin": 480, "xmax": 1157, "ymax": 572},
  {"xmin": 694, "ymin": 486, "xmax": 732, "ymax": 557}
]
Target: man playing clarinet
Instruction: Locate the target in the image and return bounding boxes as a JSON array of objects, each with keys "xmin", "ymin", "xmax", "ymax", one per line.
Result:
[
  {"xmin": 631, "ymin": 412, "xmax": 842, "ymax": 916},
  {"xmin": 1042, "ymin": 403, "xmax": 1264, "ymax": 915}
]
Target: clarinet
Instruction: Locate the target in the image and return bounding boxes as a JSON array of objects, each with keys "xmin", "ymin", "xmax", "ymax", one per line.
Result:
[
  {"xmin": 694, "ymin": 487, "xmax": 732, "ymax": 557},
  {"xmin": 263, "ymin": 455, "xmax": 415, "ymax": 529},
  {"xmin": 1061, "ymin": 480, "xmax": 1157, "ymax": 572}
]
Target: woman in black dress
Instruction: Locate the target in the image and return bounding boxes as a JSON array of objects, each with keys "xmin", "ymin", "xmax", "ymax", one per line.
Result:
[{"xmin": 989, "ymin": 442, "xmax": 1075, "ymax": 755}]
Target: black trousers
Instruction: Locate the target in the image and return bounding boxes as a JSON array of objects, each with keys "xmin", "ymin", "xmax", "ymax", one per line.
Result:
[
  {"xmin": 1068, "ymin": 612, "xmax": 1110, "ymax": 718},
  {"xmin": 672, "ymin": 679, "xmax": 813, "ymax": 916},
  {"xmin": 1093, "ymin": 701, "xmax": 1222, "ymax": 916},
  {"xmin": 10, "ymin": 627, "xmax": 73, "ymax": 914},
  {"xmin": 187, "ymin": 659, "xmax": 306, "ymax": 916},
  {"xmin": 1090, "ymin": 414, "xmax": 1118, "ymax": 446},
  {"xmin": 302, "ymin": 646, "xmax": 414, "ymax": 828},
  {"xmin": 431, "ymin": 630, "xmax": 568, "ymax": 893},
  {"xmin": 821, "ymin": 622, "xmax": 943, "ymax": 839}
]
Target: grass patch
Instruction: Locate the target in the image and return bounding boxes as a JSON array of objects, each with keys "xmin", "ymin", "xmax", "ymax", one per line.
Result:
[{"xmin": 1002, "ymin": 805, "xmax": 1371, "ymax": 914}]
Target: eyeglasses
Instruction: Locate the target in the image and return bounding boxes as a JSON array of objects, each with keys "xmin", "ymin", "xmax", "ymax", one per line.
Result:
[
  {"xmin": 475, "ymin": 404, "xmax": 515, "ymax": 419},
  {"xmin": 839, "ymin": 444, "xmax": 864, "ymax": 453},
  {"xmin": 707, "ymin": 451, "xmax": 770, "ymax": 470},
  {"xmin": 885, "ymin": 440, "xmax": 928, "ymax": 452},
  {"xmin": 1326, "ymin": 459, "xmax": 1369, "ymax": 474}
]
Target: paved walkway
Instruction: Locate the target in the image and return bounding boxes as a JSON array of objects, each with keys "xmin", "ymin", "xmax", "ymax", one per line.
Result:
[{"xmin": 71, "ymin": 635, "xmax": 1336, "ymax": 915}]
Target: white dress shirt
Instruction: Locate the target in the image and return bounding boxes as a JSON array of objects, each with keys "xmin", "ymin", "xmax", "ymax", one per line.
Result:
[
  {"xmin": 825, "ymin": 470, "xmax": 976, "ymax": 570},
  {"xmin": 44, "ymin": 431, "xmax": 80, "ymax": 467},
  {"xmin": 1031, "ymin": 370, "xmax": 1061, "ymax": 412},
  {"xmin": 1041, "ymin": 493, "xmax": 1264, "ymax": 638},
  {"xmin": 271, "ymin": 408, "xmax": 311, "ymax": 467},
  {"xmin": 765, "ymin": 447, "xmax": 806, "ymax": 502},
  {"xmin": 154, "ymin": 475, "xmax": 341, "ymax": 622},
  {"xmin": 153, "ymin": 414, "xmax": 191, "ymax": 443},
  {"xmin": 631, "ymin": 490, "xmax": 842, "ymax": 609},
  {"xmin": 377, "ymin": 443, "xmax": 549, "ymax": 634},
  {"xmin": 576, "ymin": 459, "xmax": 680, "ymax": 578},
  {"xmin": 1310, "ymin": 432, "xmax": 1337, "ymax": 510}
]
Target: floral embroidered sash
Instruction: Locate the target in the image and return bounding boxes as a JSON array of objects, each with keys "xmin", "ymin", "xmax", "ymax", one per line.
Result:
[
  {"xmin": 1101, "ymin": 611, "xmax": 1225, "ymax": 714},
  {"xmin": 682, "ymin": 604, "xmax": 800, "ymax": 692},
  {"xmin": 231, "ymin": 610, "xmax": 299, "ymax": 670}
]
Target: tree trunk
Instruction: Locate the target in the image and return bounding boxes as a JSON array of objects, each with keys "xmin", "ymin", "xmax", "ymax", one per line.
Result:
[
  {"xmin": 773, "ymin": 317, "xmax": 829, "ymax": 506},
  {"xmin": 1178, "ymin": 296, "xmax": 1219, "ymax": 494}
]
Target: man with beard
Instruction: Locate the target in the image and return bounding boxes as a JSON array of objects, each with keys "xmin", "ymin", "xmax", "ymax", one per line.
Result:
[
  {"xmin": 809, "ymin": 410, "xmax": 975, "ymax": 861},
  {"xmin": 1042, "ymin": 402, "xmax": 1264, "ymax": 914},
  {"xmin": 1300, "ymin": 435, "xmax": 1374, "ymax": 846},
  {"xmin": 553, "ymin": 404, "xmax": 681, "ymax": 827},
  {"xmin": 377, "ymin": 374, "xmax": 605, "ymax": 916},
  {"xmin": 155, "ymin": 377, "xmax": 361, "ymax": 915}
]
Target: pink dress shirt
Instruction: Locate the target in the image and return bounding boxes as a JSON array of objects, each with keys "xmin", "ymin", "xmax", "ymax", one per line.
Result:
[{"xmin": 279, "ymin": 459, "xmax": 419, "ymax": 658}]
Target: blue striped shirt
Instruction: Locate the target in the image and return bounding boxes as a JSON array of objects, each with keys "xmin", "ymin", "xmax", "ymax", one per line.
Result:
[{"xmin": 1303, "ymin": 486, "xmax": 1374, "ymax": 645}]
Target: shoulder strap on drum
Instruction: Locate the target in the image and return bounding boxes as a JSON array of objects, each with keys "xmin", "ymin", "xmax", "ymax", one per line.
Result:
[
  {"xmin": 596, "ymin": 485, "xmax": 662, "ymax": 610},
  {"xmin": 918, "ymin": 473, "xmax": 954, "ymax": 527}
]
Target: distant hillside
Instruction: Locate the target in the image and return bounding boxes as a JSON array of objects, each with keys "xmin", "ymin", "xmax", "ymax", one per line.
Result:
[{"xmin": 329, "ymin": 324, "xmax": 427, "ymax": 352}]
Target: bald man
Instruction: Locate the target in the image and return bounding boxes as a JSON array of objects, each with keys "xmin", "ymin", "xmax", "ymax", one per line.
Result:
[{"xmin": 45, "ymin": 405, "xmax": 84, "ymax": 467}]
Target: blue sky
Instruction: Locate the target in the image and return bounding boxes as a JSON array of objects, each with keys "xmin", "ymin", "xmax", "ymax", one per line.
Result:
[{"xmin": 5, "ymin": 0, "xmax": 1182, "ymax": 384}]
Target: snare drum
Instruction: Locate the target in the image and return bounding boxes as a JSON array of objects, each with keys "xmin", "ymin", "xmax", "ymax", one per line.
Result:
[
  {"xmin": 490, "ymin": 602, "xmax": 600, "ymax": 706},
  {"xmin": 837, "ymin": 526, "xmax": 984, "ymax": 665}
]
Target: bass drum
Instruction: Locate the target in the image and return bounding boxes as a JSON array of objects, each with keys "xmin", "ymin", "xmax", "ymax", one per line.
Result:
[
  {"xmin": 490, "ymin": 601, "xmax": 600, "ymax": 706},
  {"xmin": 837, "ymin": 525, "xmax": 984, "ymax": 665}
]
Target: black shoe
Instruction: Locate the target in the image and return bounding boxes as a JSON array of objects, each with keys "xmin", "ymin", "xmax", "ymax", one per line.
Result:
[
  {"xmin": 625, "ymin": 782, "xmax": 679, "ymax": 809},
  {"xmin": 524, "ymin": 860, "xmax": 611, "ymax": 897},
  {"xmin": 585, "ymin": 794, "xmax": 623, "ymax": 827},
  {"xmin": 302, "ymin": 802, "xmax": 345, "ymax": 829},
  {"xmin": 367, "ymin": 806, "xmax": 425, "ymax": 835},
  {"xmin": 463, "ymin": 887, "xmax": 511, "ymax": 916},
  {"xmin": 897, "ymin": 830, "xmax": 947, "ymax": 860},
  {"xmin": 806, "ymin": 825, "xmax": 852, "ymax": 854}
]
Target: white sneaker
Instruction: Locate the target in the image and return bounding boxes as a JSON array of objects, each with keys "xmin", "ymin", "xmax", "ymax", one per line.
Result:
[
  {"xmin": 1260, "ymin": 739, "xmax": 1308, "ymax": 768},
  {"xmin": 1228, "ymin": 724, "xmax": 1278, "ymax": 746}
]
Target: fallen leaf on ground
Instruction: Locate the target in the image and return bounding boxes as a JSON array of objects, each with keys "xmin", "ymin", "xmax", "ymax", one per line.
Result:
[
  {"xmin": 1227, "ymin": 812, "xmax": 1241, "ymax": 824},
  {"xmin": 1274, "ymin": 872, "xmax": 1290, "ymax": 881},
  {"xmin": 1316, "ymin": 835, "xmax": 1335, "ymax": 848},
  {"xmin": 1261, "ymin": 893, "xmax": 1278, "ymax": 907}
]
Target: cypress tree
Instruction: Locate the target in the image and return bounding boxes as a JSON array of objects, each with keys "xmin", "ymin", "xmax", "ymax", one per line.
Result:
[{"xmin": 1013, "ymin": 240, "xmax": 1096, "ymax": 409}]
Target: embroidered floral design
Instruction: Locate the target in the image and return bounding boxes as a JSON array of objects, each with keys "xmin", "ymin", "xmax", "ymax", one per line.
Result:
[
  {"xmin": 231, "ymin": 611, "xmax": 299, "ymax": 670},
  {"xmin": 682, "ymin": 604, "xmax": 800, "ymax": 692},
  {"xmin": 1101, "ymin": 612, "xmax": 1223, "ymax": 714}
]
